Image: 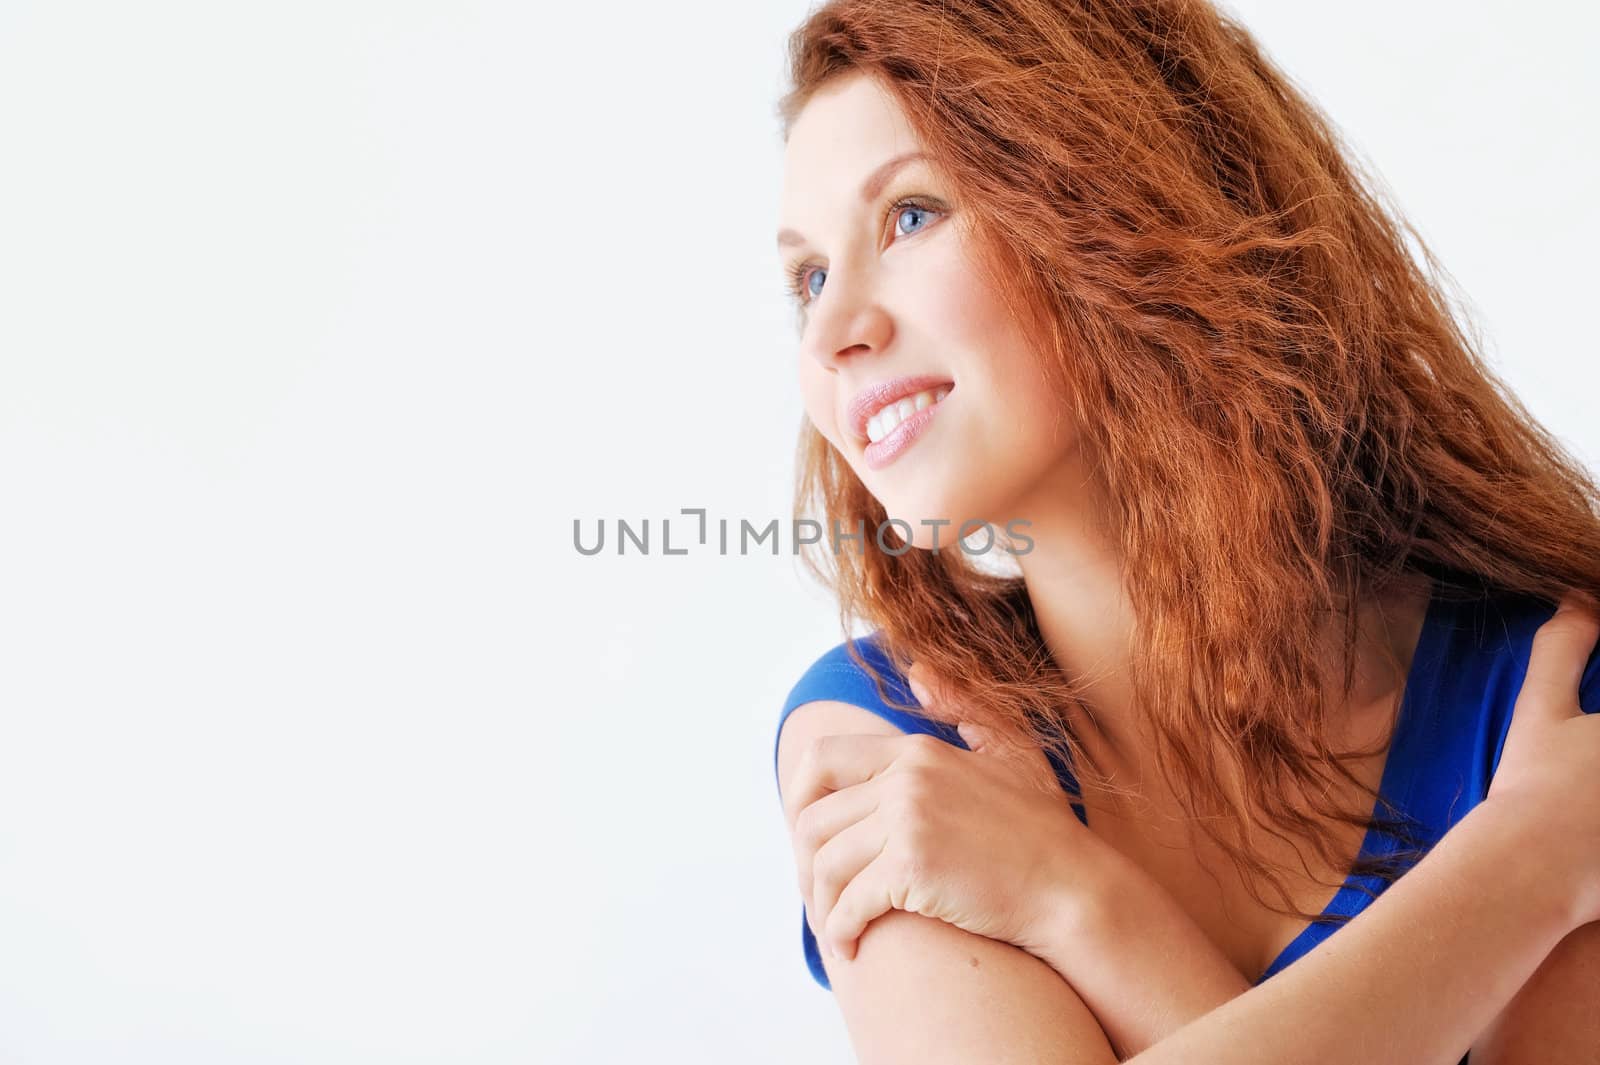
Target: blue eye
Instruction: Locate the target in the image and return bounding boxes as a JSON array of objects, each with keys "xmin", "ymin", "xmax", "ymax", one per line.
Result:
[
  {"xmin": 782, "ymin": 196, "xmax": 945, "ymax": 310},
  {"xmin": 895, "ymin": 204, "xmax": 932, "ymax": 236}
]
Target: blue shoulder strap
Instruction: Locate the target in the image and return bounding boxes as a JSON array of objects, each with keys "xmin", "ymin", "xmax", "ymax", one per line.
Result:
[{"xmin": 772, "ymin": 633, "xmax": 960, "ymax": 786}]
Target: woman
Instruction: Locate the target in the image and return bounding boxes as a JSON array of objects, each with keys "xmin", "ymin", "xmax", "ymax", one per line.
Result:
[{"xmin": 769, "ymin": 1, "xmax": 1600, "ymax": 1062}]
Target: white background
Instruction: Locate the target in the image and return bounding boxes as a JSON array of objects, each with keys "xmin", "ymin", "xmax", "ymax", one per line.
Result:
[{"xmin": 0, "ymin": 1, "xmax": 1594, "ymax": 1061}]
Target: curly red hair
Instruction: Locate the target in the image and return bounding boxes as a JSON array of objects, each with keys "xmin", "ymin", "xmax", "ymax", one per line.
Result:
[{"xmin": 779, "ymin": 0, "xmax": 1600, "ymax": 926}]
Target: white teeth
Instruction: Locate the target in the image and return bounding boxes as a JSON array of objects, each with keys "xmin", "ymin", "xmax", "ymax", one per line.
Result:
[{"xmin": 866, "ymin": 387, "xmax": 950, "ymax": 443}]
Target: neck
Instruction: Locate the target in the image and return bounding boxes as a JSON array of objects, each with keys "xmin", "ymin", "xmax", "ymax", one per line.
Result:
[
  {"xmin": 1008, "ymin": 457, "xmax": 1435, "ymax": 788},
  {"xmin": 1009, "ymin": 456, "xmax": 1144, "ymax": 768}
]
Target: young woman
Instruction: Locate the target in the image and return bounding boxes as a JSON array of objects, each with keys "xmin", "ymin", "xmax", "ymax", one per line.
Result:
[{"xmin": 768, "ymin": 2, "xmax": 1600, "ymax": 1062}]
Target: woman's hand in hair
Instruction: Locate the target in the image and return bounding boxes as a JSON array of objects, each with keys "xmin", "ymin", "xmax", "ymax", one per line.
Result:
[
  {"xmin": 782, "ymin": 665, "xmax": 1099, "ymax": 969},
  {"xmin": 1484, "ymin": 589, "xmax": 1600, "ymax": 927}
]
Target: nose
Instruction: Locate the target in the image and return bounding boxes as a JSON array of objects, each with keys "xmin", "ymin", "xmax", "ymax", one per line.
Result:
[{"xmin": 801, "ymin": 274, "xmax": 894, "ymax": 373}]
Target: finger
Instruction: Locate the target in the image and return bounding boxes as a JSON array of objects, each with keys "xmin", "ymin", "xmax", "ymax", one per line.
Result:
[
  {"xmin": 905, "ymin": 661, "xmax": 937, "ymax": 709},
  {"xmin": 803, "ymin": 899, "xmax": 826, "ymax": 955},
  {"xmin": 1518, "ymin": 591, "xmax": 1600, "ymax": 723},
  {"xmin": 783, "ymin": 733, "xmax": 916, "ymax": 831},
  {"xmin": 822, "ymin": 849, "xmax": 901, "ymax": 962},
  {"xmin": 810, "ymin": 812, "xmax": 890, "ymax": 957},
  {"xmin": 906, "ymin": 661, "xmax": 962, "ymax": 711},
  {"xmin": 955, "ymin": 721, "xmax": 986, "ymax": 751},
  {"xmin": 792, "ymin": 779, "xmax": 882, "ymax": 908}
]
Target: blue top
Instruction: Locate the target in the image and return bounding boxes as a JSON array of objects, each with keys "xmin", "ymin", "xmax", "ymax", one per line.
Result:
[{"xmin": 773, "ymin": 586, "xmax": 1600, "ymax": 1017}]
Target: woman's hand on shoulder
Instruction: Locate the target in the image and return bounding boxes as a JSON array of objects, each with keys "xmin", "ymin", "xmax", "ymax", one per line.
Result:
[
  {"xmin": 783, "ymin": 662, "xmax": 1095, "ymax": 969},
  {"xmin": 1484, "ymin": 589, "xmax": 1600, "ymax": 926}
]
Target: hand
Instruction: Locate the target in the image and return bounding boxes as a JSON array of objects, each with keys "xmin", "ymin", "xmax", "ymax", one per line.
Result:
[
  {"xmin": 1484, "ymin": 589, "xmax": 1600, "ymax": 924},
  {"xmin": 782, "ymin": 662, "xmax": 1089, "ymax": 965}
]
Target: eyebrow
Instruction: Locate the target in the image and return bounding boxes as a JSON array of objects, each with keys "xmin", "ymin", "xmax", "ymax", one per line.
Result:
[{"xmin": 776, "ymin": 150, "xmax": 929, "ymax": 250}]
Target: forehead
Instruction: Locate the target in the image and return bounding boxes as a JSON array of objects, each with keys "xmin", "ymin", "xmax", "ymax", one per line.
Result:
[{"xmin": 778, "ymin": 73, "xmax": 926, "ymax": 224}]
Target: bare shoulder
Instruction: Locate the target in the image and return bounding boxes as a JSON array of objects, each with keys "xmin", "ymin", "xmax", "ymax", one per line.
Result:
[{"xmin": 775, "ymin": 698, "xmax": 1116, "ymax": 1064}]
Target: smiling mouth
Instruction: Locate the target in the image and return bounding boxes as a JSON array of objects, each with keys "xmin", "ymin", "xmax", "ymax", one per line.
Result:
[{"xmin": 864, "ymin": 384, "xmax": 952, "ymax": 444}]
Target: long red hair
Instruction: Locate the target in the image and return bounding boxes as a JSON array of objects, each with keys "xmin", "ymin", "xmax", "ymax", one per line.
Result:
[{"xmin": 779, "ymin": 0, "xmax": 1600, "ymax": 924}]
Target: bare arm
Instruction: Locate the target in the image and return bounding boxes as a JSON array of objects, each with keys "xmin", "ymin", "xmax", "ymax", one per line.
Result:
[
  {"xmin": 1470, "ymin": 918, "xmax": 1600, "ymax": 1063},
  {"xmin": 1106, "ymin": 799, "xmax": 1577, "ymax": 1064},
  {"xmin": 778, "ymin": 700, "xmax": 1119, "ymax": 1064},
  {"xmin": 1024, "ymin": 831, "xmax": 1600, "ymax": 1055},
  {"xmin": 1050, "ymin": 841, "xmax": 1600, "ymax": 1064},
  {"xmin": 1055, "ymin": 595, "xmax": 1600, "ymax": 1063},
  {"xmin": 779, "ymin": 702, "xmax": 1580, "ymax": 1064}
]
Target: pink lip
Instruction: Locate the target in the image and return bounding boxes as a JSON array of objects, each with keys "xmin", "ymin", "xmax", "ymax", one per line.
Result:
[
  {"xmin": 847, "ymin": 374, "xmax": 955, "ymax": 444},
  {"xmin": 863, "ymin": 396, "xmax": 948, "ymax": 471}
]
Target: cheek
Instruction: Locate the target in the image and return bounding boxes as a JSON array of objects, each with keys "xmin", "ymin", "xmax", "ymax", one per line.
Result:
[
  {"xmin": 914, "ymin": 233, "xmax": 1007, "ymax": 344},
  {"xmin": 948, "ymin": 299, "xmax": 1074, "ymax": 462},
  {"xmin": 988, "ymin": 338, "xmax": 1070, "ymax": 443}
]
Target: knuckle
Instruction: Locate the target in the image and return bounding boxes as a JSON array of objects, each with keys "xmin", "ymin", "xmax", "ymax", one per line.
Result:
[
  {"xmin": 791, "ymin": 741, "xmax": 818, "ymax": 785},
  {"xmin": 907, "ymin": 768, "xmax": 947, "ymax": 803},
  {"xmin": 903, "ymin": 732, "xmax": 946, "ymax": 764},
  {"xmin": 814, "ymin": 846, "xmax": 843, "ymax": 887},
  {"xmin": 1539, "ymin": 612, "xmax": 1599, "ymax": 644},
  {"xmin": 792, "ymin": 802, "xmax": 820, "ymax": 844},
  {"xmin": 1529, "ymin": 625, "xmax": 1578, "ymax": 662},
  {"xmin": 1535, "ymin": 616, "xmax": 1576, "ymax": 640}
]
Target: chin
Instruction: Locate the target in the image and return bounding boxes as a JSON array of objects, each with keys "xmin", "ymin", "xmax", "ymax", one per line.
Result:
[{"xmin": 872, "ymin": 487, "xmax": 998, "ymax": 553}]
